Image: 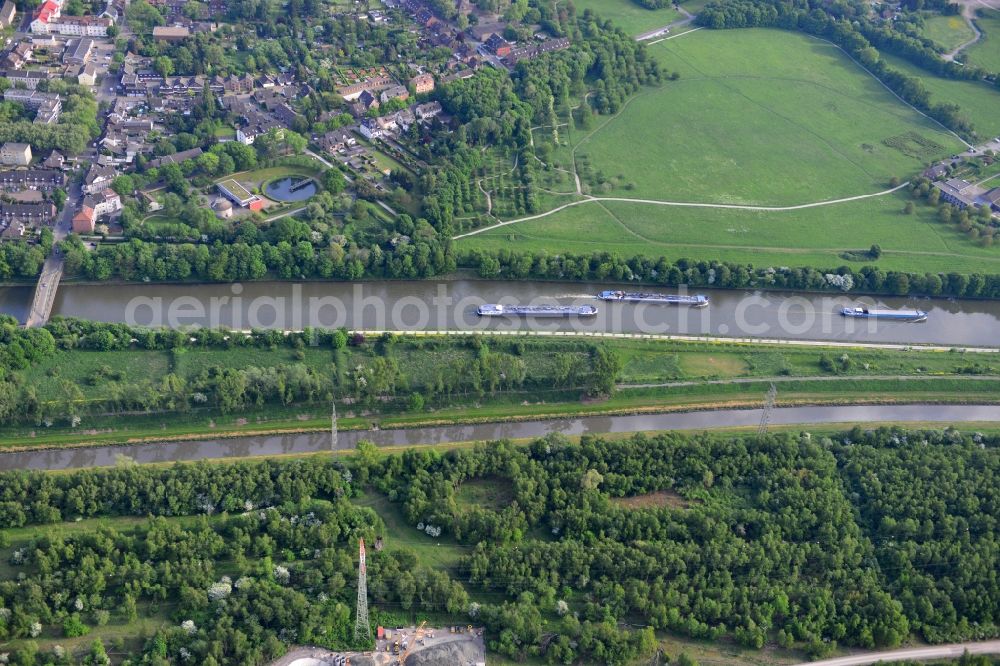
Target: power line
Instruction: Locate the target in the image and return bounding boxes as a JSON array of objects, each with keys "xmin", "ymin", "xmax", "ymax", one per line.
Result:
[{"xmin": 355, "ymin": 538, "xmax": 371, "ymax": 641}]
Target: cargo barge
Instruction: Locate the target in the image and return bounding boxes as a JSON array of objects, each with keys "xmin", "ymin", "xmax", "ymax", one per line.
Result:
[
  {"xmin": 477, "ymin": 304, "xmax": 598, "ymax": 317},
  {"xmin": 599, "ymin": 290, "xmax": 709, "ymax": 307},
  {"xmin": 840, "ymin": 306, "xmax": 927, "ymax": 322}
]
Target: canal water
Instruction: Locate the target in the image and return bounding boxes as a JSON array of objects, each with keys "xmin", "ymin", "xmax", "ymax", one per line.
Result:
[
  {"xmin": 1, "ymin": 279, "xmax": 999, "ymax": 346},
  {"xmin": 2, "ymin": 404, "xmax": 998, "ymax": 471}
]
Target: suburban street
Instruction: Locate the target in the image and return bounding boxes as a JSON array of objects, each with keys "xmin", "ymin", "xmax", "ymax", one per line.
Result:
[{"xmin": 797, "ymin": 640, "xmax": 1000, "ymax": 666}]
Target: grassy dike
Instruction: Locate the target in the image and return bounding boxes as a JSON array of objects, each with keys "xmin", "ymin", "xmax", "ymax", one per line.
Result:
[{"xmin": 4, "ymin": 333, "xmax": 1000, "ymax": 451}]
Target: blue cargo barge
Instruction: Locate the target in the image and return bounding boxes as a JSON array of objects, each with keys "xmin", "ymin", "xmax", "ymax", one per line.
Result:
[
  {"xmin": 840, "ymin": 306, "xmax": 927, "ymax": 322},
  {"xmin": 599, "ymin": 290, "xmax": 709, "ymax": 307},
  {"xmin": 477, "ymin": 304, "xmax": 598, "ymax": 317}
]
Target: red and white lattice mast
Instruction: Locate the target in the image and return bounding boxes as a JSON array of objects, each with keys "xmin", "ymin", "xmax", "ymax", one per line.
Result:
[{"xmin": 354, "ymin": 538, "xmax": 371, "ymax": 641}]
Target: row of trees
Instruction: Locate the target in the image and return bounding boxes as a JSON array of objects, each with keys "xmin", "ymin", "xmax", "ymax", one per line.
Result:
[{"xmin": 466, "ymin": 248, "xmax": 1000, "ymax": 298}]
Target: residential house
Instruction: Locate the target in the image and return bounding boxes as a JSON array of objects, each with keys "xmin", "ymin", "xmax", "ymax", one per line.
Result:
[
  {"xmin": 89, "ymin": 189, "xmax": 122, "ymax": 217},
  {"xmin": 359, "ymin": 115, "xmax": 397, "ymax": 140},
  {"xmin": 4, "ymin": 89, "xmax": 54, "ymax": 108},
  {"xmin": 380, "ymin": 85, "xmax": 409, "ymax": 104},
  {"xmin": 73, "ymin": 189, "xmax": 121, "ymax": 232},
  {"xmin": 77, "ymin": 63, "xmax": 99, "ymax": 86},
  {"xmin": 0, "ymin": 201, "xmax": 55, "ymax": 224},
  {"xmin": 317, "ymin": 128, "xmax": 356, "ymax": 153},
  {"xmin": 0, "ymin": 0, "xmax": 16, "ymax": 29},
  {"xmin": 2, "ymin": 42, "xmax": 33, "ymax": 70},
  {"xmin": 0, "ymin": 69, "xmax": 48, "ymax": 89},
  {"xmin": 468, "ymin": 22, "xmax": 506, "ymax": 41},
  {"xmin": 984, "ymin": 187, "xmax": 1000, "ymax": 213},
  {"xmin": 335, "ymin": 73, "xmax": 392, "ymax": 100},
  {"xmin": 0, "ymin": 143, "xmax": 32, "ymax": 166},
  {"xmin": 43, "ymin": 151, "xmax": 65, "ymax": 169},
  {"xmin": 409, "ymin": 72, "xmax": 434, "ymax": 94},
  {"xmin": 504, "ymin": 37, "xmax": 570, "ymax": 65},
  {"xmin": 43, "ymin": 15, "xmax": 113, "ymax": 36},
  {"xmin": 273, "ymin": 102, "xmax": 300, "ymax": 127},
  {"xmin": 934, "ymin": 178, "xmax": 977, "ymax": 209},
  {"xmin": 65, "ymin": 37, "xmax": 94, "ymax": 64},
  {"xmin": 83, "ymin": 163, "xmax": 117, "ymax": 194},
  {"xmin": 235, "ymin": 109, "xmax": 282, "ymax": 145},
  {"xmin": 483, "ymin": 33, "xmax": 512, "ymax": 58},
  {"xmin": 152, "ymin": 25, "xmax": 190, "ymax": 41},
  {"xmin": 33, "ymin": 97, "xmax": 61, "ymax": 124},
  {"xmin": 30, "ymin": 0, "xmax": 60, "ymax": 34},
  {"xmin": 146, "ymin": 147, "xmax": 203, "ymax": 169},
  {"xmin": 0, "ymin": 169, "xmax": 64, "ymax": 190},
  {"xmin": 358, "ymin": 89, "xmax": 379, "ymax": 111},
  {"xmin": 0, "ymin": 222, "xmax": 25, "ymax": 240},
  {"xmin": 414, "ymin": 100, "xmax": 442, "ymax": 121},
  {"xmin": 72, "ymin": 205, "xmax": 95, "ymax": 233}
]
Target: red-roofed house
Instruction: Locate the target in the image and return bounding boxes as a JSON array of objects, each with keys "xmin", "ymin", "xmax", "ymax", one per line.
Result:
[
  {"xmin": 30, "ymin": 0, "xmax": 60, "ymax": 33},
  {"xmin": 73, "ymin": 205, "xmax": 95, "ymax": 233}
]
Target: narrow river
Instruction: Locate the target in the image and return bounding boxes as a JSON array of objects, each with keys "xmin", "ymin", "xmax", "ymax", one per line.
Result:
[
  {"xmin": 3, "ymin": 405, "xmax": 998, "ymax": 471},
  {"xmin": 3, "ymin": 279, "xmax": 1000, "ymax": 345}
]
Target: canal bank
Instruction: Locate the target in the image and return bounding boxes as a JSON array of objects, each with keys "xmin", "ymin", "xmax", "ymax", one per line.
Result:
[{"xmin": 3, "ymin": 404, "xmax": 998, "ymax": 471}]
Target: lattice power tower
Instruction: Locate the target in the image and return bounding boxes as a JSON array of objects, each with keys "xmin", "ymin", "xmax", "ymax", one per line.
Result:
[
  {"xmin": 354, "ymin": 538, "xmax": 371, "ymax": 641},
  {"xmin": 757, "ymin": 383, "xmax": 778, "ymax": 440}
]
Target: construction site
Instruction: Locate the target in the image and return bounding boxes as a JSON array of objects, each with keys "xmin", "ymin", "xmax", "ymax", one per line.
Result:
[
  {"xmin": 274, "ymin": 625, "xmax": 486, "ymax": 666},
  {"xmin": 270, "ymin": 540, "xmax": 486, "ymax": 666}
]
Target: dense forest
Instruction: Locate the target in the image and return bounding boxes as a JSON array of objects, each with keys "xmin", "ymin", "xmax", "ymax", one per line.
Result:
[{"xmin": 0, "ymin": 427, "xmax": 995, "ymax": 664}]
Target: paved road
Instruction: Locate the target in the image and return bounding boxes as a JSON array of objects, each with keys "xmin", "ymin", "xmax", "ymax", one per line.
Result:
[
  {"xmin": 622, "ymin": 373, "xmax": 1000, "ymax": 390},
  {"xmin": 797, "ymin": 640, "xmax": 1000, "ymax": 666},
  {"xmin": 636, "ymin": 4, "xmax": 695, "ymax": 40},
  {"xmin": 342, "ymin": 328, "xmax": 1000, "ymax": 354},
  {"xmin": 25, "ymin": 183, "xmax": 81, "ymax": 328}
]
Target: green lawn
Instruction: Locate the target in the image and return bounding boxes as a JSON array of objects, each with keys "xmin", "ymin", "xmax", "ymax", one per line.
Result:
[
  {"xmin": 965, "ymin": 9, "xmax": 1000, "ymax": 73},
  {"xmin": 351, "ymin": 491, "xmax": 469, "ymax": 571},
  {"xmin": 461, "ymin": 190, "xmax": 1000, "ymax": 273},
  {"xmin": 455, "ymin": 478, "xmax": 515, "ymax": 511},
  {"xmin": 23, "ymin": 350, "xmax": 172, "ymax": 401},
  {"xmin": 919, "ymin": 13, "xmax": 977, "ymax": 51},
  {"xmin": 879, "ymin": 52, "xmax": 1000, "ymax": 140},
  {"xmin": 573, "ymin": 29, "xmax": 962, "ymax": 206},
  {"xmin": 563, "ymin": 0, "xmax": 681, "ymax": 36}
]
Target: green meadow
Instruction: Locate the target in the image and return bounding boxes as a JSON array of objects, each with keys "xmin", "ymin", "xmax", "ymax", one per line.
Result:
[
  {"xmin": 879, "ymin": 52, "xmax": 1000, "ymax": 140},
  {"xmin": 966, "ymin": 9, "xmax": 1000, "ymax": 73},
  {"xmin": 573, "ymin": 29, "xmax": 962, "ymax": 206},
  {"xmin": 460, "ymin": 29, "xmax": 1000, "ymax": 273},
  {"xmin": 919, "ymin": 13, "xmax": 977, "ymax": 51},
  {"xmin": 565, "ymin": 0, "xmax": 681, "ymax": 36},
  {"xmin": 461, "ymin": 192, "xmax": 1000, "ymax": 272}
]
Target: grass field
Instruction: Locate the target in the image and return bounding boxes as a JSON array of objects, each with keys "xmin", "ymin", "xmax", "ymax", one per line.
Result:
[
  {"xmin": 966, "ymin": 9, "xmax": 1000, "ymax": 72},
  {"xmin": 919, "ymin": 13, "xmax": 977, "ymax": 51},
  {"xmin": 462, "ymin": 190, "xmax": 1000, "ymax": 273},
  {"xmin": 572, "ymin": 29, "xmax": 962, "ymax": 206},
  {"xmin": 457, "ymin": 29, "xmax": 1000, "ymax": 272},
  {"xmin": 879, "ymin": 52, "xmax": 1000, "ymax": 140},
  {"xmin": 563, "ymin": 0, "xmax": 680, "ymax": 36}
]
